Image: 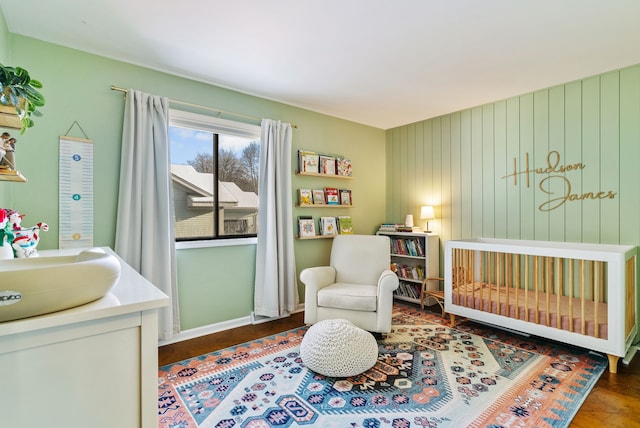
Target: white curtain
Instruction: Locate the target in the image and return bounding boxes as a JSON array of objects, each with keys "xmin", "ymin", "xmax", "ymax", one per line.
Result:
[
  {"xmin": 115, "ymin": 89, "xmax": 180, "ymax": 340},
  {"xmin": 254, "ymin": 119, "xmax": 298, "ymax": 317}
]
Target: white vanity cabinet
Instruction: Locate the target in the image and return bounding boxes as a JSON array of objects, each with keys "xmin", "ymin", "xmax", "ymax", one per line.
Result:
[{"xmin": 0, "ymin": 248, "xmax": 168, "ymax": 428}]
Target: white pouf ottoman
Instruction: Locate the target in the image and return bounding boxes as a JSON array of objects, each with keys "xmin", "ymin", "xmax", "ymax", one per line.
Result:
[{"xmin": 300, "ymin": 319, "xmax": 379, "ymax": 377}]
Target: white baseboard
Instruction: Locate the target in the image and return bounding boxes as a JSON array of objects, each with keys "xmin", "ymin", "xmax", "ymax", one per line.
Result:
[
  {"xmin": 159, "ymin": 304, "xmax": 305, "ymax": 346},
  {"xmin": 158, "ymin": 315, "xmax": 251, "ymax": 346}
]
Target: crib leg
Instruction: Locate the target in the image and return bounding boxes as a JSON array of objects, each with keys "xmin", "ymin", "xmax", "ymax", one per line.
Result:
[
  {"xmin": 607, "ymin": 354, "xmax": 619, "ymax": 374},
  {"xmin": 449, "ymin": 314, "xmax": 456, "ymax": 327}
]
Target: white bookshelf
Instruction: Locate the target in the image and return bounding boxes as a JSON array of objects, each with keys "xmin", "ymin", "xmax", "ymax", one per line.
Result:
[{"xmin": 377, "ymin": 231, "xmax": 440, "ymax": 306}]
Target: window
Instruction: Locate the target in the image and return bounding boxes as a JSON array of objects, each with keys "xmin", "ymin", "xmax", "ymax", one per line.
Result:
[{"xmin": 169, "ymin": 109, "xmax": 261, "ymax": 241}]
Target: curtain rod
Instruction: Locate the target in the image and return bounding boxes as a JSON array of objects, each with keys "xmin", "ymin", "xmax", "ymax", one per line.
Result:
[{"xmin": 110, "ymin": 85, "xmax": 297, "ymax": 128}]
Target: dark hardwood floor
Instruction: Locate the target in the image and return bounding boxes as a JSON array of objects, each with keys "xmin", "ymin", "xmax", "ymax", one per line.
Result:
[{"xmin": 158, "ymin": 308, "xmax": 640, "ymax": 428}]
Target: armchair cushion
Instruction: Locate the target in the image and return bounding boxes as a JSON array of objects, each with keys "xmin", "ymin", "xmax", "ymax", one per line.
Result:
[{"xmin": 317, "ymin": 283, "xmax": 377, "ymax": 312}]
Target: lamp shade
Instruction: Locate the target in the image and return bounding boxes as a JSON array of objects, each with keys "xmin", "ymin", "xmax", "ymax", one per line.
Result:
[{"xmin": 420, "ymin": 205, "xmax": 435, "ymax": 220}]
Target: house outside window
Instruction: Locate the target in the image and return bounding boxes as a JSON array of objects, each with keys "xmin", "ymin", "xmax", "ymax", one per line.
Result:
[{"xmin": 169, "ymin": 110, "xmax": 260, "ymax": 241}]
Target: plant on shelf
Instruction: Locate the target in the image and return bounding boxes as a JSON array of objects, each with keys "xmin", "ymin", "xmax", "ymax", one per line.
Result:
[{"xmin": 0, "ymin": 63, "xmax": 45, "ymax": 134}]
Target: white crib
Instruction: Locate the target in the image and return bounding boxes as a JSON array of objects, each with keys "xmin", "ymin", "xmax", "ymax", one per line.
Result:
[{"xmin": 444, "ymin": 238, "xmax": 637, "ymax": 373}]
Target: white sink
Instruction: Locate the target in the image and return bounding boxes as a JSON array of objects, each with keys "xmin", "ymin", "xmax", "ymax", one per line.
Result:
[{"xmin": 0, "ymin": 248, "xmax": 121, "ymax": 322}]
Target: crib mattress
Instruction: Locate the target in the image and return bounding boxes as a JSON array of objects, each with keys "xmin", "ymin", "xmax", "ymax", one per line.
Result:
[{"xmin": 452, "ymin": 282, "xmax": 608, "ymax": 339}]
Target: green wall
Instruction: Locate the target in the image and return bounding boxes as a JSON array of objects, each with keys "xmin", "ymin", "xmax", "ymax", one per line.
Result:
[
  {"xmin": 0, "ymin": 34, "xmax": 386, "ymax": 330},
  {"xmin": 385, "ymin": 65, "xmax": 640, "ymax": 248},
  {"xmin": 0, "ymin": 10, "xmax": 11, "ymax": 204}
]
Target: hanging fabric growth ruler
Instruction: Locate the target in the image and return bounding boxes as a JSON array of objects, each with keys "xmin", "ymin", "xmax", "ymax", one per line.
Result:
[{"xmin": 59, "ymin": 135, "xmax": 94, "ymax": 248}]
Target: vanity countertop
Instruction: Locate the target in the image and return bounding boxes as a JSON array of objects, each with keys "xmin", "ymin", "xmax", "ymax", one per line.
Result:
[{"xmin": 0, "ymin": 247, "xmax": 169, "ymax": 337}]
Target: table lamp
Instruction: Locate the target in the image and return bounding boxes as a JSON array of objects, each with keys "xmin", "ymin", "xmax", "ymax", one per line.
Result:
[{"xmin": 420, "ymin": 205, "xmax": 435, "ymax": 233}]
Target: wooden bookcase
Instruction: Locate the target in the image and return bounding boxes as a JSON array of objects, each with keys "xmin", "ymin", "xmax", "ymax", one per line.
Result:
[{"xmin": 377, "ymin": 231, "xmax": 440, "ymax": 305}]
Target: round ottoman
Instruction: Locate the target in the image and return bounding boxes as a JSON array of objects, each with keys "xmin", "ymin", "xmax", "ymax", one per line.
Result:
[{"xmin": 300, "ymin": 319, "xmax": 378, "ymax": 377}]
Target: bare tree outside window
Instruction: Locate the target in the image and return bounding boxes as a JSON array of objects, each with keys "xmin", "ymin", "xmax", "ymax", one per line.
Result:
[{"xmin": 187, "ymin": 152, "xmax": 214, "ymax": 173}]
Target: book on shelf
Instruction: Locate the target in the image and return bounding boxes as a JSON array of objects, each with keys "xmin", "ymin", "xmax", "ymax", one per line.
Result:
[
  {"xmin": 298, "ymin": 216, "xmax": 316, "ymax": 238},
  {"xmin": 297, "ymin": 188, "xmax": 313, "ymax": 205},
  {"xmin": 319, "ymin": 155, "xmax": 336, "ymax": 175},
  {"xmin": 378, "ymin": 223, "xmax": 402, "ymax": 232},
  {"xmin": 336, "ymin": 157, "xmax": 352, "ymax": 177},
  {"xmin": 298, "ymin": 150, "xmax": 319, "ymax": 173},
  {"xmin": 396, "ymin": 281, "xmax": 420, "ymax": 299},
  {"xmin": 324, "ymin": 187, "xmax": 339, "ymax": 205},
  {"xmin": 336, "ymin": 215, "xmax": 353, "ymax": 234},
  {"xmin": 319, "ymin": 216, "xmax": 338, "ymax": 236},
  {"xmin": 339, "ymin": 189, "xmax": 352, "ymax": 205},
  {"xmin": 312, "ymin": 189, "xmax": 325, "ymax": 205},
  {"xmin": 395, "ymin": 225, "xmax": 423, "ymax": 233}
]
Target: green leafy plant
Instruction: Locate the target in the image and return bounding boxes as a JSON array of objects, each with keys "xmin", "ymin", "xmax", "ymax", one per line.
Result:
[{"xmin": 0, "ymin": 64, "xmax": 45, "ymax": 134}]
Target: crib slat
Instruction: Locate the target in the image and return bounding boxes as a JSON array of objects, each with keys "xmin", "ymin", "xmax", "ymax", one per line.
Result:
[
  {"xmin": 580, "ymin": 259, "xmax": 586, "ymax": 335},
  {"xmin": 533, "ymin": 256, "xmax": 540, "ymax": 324},
  {"xmin": 545, "ymin": 257, "xmax": 551, "ymax": 327},
  {"xmin": 594, "ymin": 261, "xmax": 601, "ymax": 338},
  {"xmin": 504, "ymin": 253, "xmax": 518, "ymax": 319},
  {"xmin": 495, "ymin": 251, "xmax": 500, "ymax": 315},
  {"xmin": 569, "ymin": 258, "xmax": 574, "ymax": 332},
  {"xmin": 524, "ymin": 255, "xmax": 529, "ymax": 322},
  {"xmin": 515, "ymin": 254, "xmax": 520, "ymax": 320},
  {"xmin": 469, "ymin": 249, "xmax": 474, "ymax": 308},
  {"xmin": 556, "ymin": 258, "xmax": 563, "ymax": 330}
]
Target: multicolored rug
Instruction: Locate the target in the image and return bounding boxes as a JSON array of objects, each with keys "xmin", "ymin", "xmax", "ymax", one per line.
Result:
[{"xmin": 158, "ymin": 304, "xmax": 607, "ymax": 428}]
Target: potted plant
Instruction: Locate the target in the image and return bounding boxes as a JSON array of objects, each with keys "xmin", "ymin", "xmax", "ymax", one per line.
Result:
[{"xmin": 0, "ymin": 64, "xmax": 45, "ymax": 134}]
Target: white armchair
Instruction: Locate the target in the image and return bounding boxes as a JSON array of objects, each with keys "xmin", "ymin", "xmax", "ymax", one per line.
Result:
[{"xmin": 300, "ymin": 234, "xmax": 399, "ymax": 333}]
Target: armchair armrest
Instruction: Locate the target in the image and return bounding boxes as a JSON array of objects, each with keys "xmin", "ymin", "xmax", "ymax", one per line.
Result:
[
  {"xmin": 300, "ymin": 266, "xmax": 337, "ymax": 293},
  {"xmin": 300, "ymin": 266, "xmax": 336, "ymax": 325},
  {"xmin": 378, "ymin": 269, "xmax": 400, "ymax": 296}
]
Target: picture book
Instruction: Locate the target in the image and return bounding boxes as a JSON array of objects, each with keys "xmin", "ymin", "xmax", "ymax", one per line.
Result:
[
  {"xmin": 337, "ymin": 216, "xmax": 353, "ymax": 234},
  {"xmin": 298, "ymin": 150, "xmax": 318, "ymax": 173},
  {"xmin": 298, "ymin": 216, "xmax": 316, "ymax": 238},
  {"xmin": 312, "ymin": 189, "xmax": 325, "ymax": 205},
  {"xmin": 319, "ymin": 155, "xmax": 336, "ymax": 175},
  {"xmin": 336, "ymin": 157, "xmax": 352, "ymax": 176},
  {"xmin": 339, "ymin": 189, "xmax": 352, "ymax": 205},
  {"xmin": 324, "ymin": 187, "xmax": 339, "ymax": 205},
  {"xmin": 320, "ymin": 216, "xmax": 338, "ymax": 236},
  {"xmin": 298, "ymin": 188, "xmax": 312, "ymax": 205}
]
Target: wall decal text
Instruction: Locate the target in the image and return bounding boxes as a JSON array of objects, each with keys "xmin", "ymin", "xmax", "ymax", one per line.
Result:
[{"xmin": 502, "ymin": 151, "xmax": 616, "ymax": 211}]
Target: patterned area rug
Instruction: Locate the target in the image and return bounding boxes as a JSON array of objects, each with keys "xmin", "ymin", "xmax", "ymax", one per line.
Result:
[{"xmin": 158, "ymin": 304, "xmax": 607, "ymax": 428}]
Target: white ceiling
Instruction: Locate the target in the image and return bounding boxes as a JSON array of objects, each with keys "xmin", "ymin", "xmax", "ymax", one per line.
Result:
[{"xmin": 2, "ymin": 1, "xmax": 640, "ymax": 129}]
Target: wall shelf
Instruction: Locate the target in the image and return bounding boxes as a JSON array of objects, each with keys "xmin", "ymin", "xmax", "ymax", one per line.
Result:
[
  {"xmin": 296, "ymin": 171, "xmax": 353, "ymax": 179},
  {"xmin": 296, "ymin": 204, "xmax": 353, "ymax": 208},
  {"xmin": 0, "ymin": 170, "xmax": 27, "ymax": 182},
  {"xmin": 296, "ymin": 234, "xmax": 336, "ymax": 240}
]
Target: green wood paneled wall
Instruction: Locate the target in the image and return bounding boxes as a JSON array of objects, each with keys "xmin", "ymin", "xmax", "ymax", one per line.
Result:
[{"xmin": 385, "ymin": 65, "xmax": 640, "ymax": 250}]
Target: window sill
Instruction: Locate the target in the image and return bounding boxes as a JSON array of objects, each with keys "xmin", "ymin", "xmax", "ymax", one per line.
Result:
[{"xmin": 176, "ymin": 237, "xmax": 257, "ymax": 250}]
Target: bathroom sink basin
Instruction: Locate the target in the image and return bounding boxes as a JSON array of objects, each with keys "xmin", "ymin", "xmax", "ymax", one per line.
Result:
[{"xmin": 0, "ymin": 248, "xmax": 121, "ymax": 323}]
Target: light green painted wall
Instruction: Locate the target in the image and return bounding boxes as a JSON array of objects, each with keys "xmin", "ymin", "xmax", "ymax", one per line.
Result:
[
  {"xmin": 0, "ymin": 9, "xmax": 11, "ymax": 204},
  {"xmin": 0, "ymin": 9, "xmax": 9, "ymax": 61},
  {"xmin": 386, "ymin": 65, "xmax": 640, "ymax": 250},
  {"xmin": 1, "ymin": 35, "xmax": 386, "ymax": 330}
]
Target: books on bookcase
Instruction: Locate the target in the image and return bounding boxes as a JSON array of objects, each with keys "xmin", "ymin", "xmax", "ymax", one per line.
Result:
[
  {"xmin": 312, "ymin": 189, "xmax": 325, "ymax": 205},
  {"xmin": 319, "ymin": 216, "xmax": 338, "ymax": 236},
  {"xmin": 297, "ymin": 188, "xmax": 312, "ymax": 206},
  {"xmin": 324, "ymin": 187, "xmax": 339, "ymax": 205},
  {"xmin": 336, "ymin": 158, "xmax": 352, "ymax": 176},
  {"xmin": 336, "ymin": 216, "xmax": 353, "ymax": 234},
  {"xmin": 298, "ymin": 150, "xmax": 319, "ymax": 173},
  {"xmin": 339, "ymin": 189, "xmax": 352, "ymax": 205},
  {"xmin": 298, "ymin": 216, "xmax": 316, "ymax": 238},
  {"xmin": 319, "ymin": 155, "xmax": 336, "ymax": 175}
]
